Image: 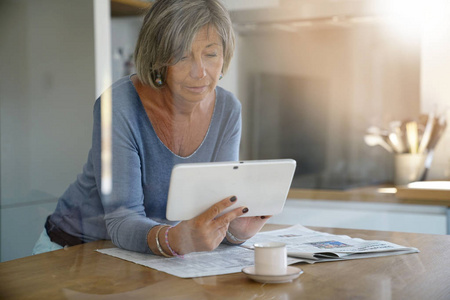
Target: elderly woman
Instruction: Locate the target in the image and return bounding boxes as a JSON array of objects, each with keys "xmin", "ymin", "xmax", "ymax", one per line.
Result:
[{"xmin": 33, "ymin": 0, "xmax": 269, "ymax": 257}]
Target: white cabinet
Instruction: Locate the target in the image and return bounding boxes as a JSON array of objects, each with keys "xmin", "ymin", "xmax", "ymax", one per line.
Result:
[
  {"xmin": 269, "ymin": 199, "xmax": 447, "ymax": 235},
  {"xmin": 0, "ymin": 0, "xmax": 103, "ymax": 262}
]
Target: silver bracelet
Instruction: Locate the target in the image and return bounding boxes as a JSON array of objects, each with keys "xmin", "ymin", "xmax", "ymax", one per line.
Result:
[
  {"xmin": 155, "ymin": 225, "xmax": 172, "ymax": 257},
  {"xmin": 226, "ymin": 229, "xmax": 247, "ymax": 243}
]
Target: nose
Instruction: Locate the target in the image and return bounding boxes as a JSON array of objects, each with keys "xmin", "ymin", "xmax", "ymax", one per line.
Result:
[{"xmin": 190, "ymin": 57, "xmax": 206, "ymax": 79}]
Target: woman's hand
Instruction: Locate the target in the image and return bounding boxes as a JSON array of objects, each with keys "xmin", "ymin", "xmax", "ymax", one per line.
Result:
[
  {"xmin": 226, "ymin": 215, "xmax": 271, "ymax": 244},
  {"xmin": 167, "ymin": 196, "xmax": 248, "ymax": 255}
]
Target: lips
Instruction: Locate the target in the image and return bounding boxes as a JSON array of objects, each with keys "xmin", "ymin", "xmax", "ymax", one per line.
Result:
[{"xmin": 185, "ymin": 85, "xmax": 208, "ymax": 93}]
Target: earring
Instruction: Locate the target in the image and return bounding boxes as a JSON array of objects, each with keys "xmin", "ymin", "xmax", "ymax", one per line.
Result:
[
  {"xmin": 155, "ymin": 74, "xmax": 163, "ymax": 86},
  {"xmin": 219, "ymin": 73, "xmax": 223, "ymax": 80}
]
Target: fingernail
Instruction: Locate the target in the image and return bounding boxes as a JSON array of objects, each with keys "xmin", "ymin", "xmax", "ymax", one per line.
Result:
[
  {"xmin": 230, "ymin": 196, "xmax": 237, "ymax": 202},
  {"xmin": 260, "ymin": 216, "xmax": 266, "ymax": 219},
  {"xmin": 242, "ymin": 207, "xmax": 249, "ymax": 213}
]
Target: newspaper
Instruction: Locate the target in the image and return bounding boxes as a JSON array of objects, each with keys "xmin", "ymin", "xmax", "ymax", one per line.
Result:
[
  {"xmin": 98, "ymin": 243, "xmax": 302, "ymax": 278},
  {"xmin": 97, "ymin": 224, "xmax": 419, "ymax": 278},
  {"xmin": 243, "ymin": 224, "xmax": 419, "ymax": 264}
]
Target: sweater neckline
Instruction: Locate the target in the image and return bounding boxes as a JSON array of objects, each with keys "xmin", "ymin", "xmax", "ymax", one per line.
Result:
[{"xmin": 128, "ymin": 75, "xmax": 218, "ymax": 159}]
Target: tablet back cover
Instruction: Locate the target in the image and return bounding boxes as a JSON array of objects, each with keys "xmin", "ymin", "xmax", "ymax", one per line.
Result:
[{"xmin": 166, "ymin": 159, "xmax": 296, "ymax": 221}]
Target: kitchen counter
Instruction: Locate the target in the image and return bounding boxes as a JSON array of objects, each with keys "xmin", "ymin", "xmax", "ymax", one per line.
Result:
[
  {"xmin": 287, "ymin": 185, "xmax": 450, "ymax": 234},
  {"xmin": 288, "ymin": 185, "xmax": 450, "ymax": 207}
]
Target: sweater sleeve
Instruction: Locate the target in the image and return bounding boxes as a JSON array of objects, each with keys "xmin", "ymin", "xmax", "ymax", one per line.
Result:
[
  {"xmin": 91, "ymin": 95, "xmax": 156, "ymax": 254},
  {"xmin": 214, "ymin": 95, "xmax": 242, "ymax": 162}
]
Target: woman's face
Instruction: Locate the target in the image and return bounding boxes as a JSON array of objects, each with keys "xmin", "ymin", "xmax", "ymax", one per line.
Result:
[{"xmin": 166, "ymin": 25, "xmax": 224, "ymax": 104}]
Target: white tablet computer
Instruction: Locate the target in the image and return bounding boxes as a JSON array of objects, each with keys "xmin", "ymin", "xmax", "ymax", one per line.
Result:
[{"xmin": 166, "ymin": 159, "xmax": 296, "ymax": 221}]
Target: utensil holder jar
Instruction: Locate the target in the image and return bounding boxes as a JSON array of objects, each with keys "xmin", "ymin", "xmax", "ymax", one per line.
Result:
[{"xmin": 394, "ymin": 153, "xmax": 426, "ymax": 185}]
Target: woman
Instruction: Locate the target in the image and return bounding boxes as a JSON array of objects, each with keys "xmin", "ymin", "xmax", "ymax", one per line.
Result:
[{"xmin": 33, "ymin": 0, "xmax": 269, "ymax": 257}]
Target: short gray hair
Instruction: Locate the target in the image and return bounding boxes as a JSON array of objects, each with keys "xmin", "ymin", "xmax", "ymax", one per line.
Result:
[{"xmin": 134, "ymin": 0, "xmax": 235, "ymax": 88}]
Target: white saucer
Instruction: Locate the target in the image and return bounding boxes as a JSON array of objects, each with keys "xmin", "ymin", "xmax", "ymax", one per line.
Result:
[{"xmin": 242, "ymin": 266, "xmax": 303, "ymax": 284}]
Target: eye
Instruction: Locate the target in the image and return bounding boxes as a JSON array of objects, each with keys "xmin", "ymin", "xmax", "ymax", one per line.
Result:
[{"xmin": 206, "ymin": 53, "xmax": 218, "ymax": 58}]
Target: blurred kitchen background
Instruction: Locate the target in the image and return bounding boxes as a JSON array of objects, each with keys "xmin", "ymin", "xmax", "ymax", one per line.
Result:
[{"xmin": 1, "ymin": 0, "xmax": 450, "ymax": 261}]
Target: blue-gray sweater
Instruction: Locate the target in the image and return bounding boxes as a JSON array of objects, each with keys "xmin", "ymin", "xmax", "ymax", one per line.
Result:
[{"xmin": 49, "ymin": 76, "xmax": 241, "ymax": 253}]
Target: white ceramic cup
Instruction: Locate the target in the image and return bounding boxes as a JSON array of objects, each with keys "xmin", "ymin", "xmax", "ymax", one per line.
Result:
[{"xmin": 254, "ymin": 242, "xmax": 287, "ymax": 275}]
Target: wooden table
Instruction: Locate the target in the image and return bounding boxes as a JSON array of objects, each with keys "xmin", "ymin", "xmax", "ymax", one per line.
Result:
[{"xmin": 1, "ymin": 226, "xmax": 449, "ymax": 300}]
